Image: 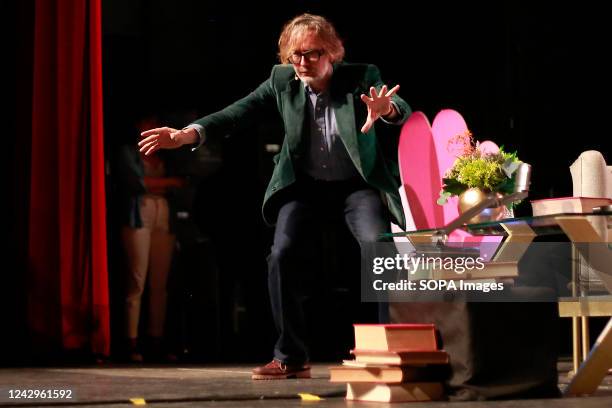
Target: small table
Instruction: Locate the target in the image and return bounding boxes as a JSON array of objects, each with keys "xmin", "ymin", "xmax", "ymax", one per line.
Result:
[{"xmin": 384, "ymin": 213, "xmax": 612, "ymax": 398}]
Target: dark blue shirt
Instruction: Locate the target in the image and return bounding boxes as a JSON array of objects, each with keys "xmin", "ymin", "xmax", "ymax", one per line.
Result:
[{"xmin": 300, "ymin": 84, "xmax": 361, "ymax": 181}]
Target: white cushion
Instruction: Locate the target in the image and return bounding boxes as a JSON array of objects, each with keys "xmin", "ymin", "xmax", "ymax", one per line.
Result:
[
  {"xmin": 569, "ymin": 150, "xmax": 611, "ymax": 294},
  {"xmin": 570, "ymin": 150, "xmax": 610, "ymax": 198}
]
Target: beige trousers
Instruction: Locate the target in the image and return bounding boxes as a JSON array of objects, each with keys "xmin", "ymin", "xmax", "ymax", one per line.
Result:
[{"xmin": 122, "ymin": 195, "xmax": 175, "ymax": 339}]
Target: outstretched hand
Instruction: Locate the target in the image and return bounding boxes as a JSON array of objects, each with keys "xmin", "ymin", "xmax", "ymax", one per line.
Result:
[
  {"xmin": 360, "ymin": 84, "xmax": 400, "ymax": 133},
  {"xmin": 138, "ymin": 127, "xmax": 198, "ymax": 155}
]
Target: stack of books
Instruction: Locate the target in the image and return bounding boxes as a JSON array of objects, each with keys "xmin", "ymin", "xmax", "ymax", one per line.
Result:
[{"xmin": 330, "ymin": 324, "xmax": 448, "ymax": 402}]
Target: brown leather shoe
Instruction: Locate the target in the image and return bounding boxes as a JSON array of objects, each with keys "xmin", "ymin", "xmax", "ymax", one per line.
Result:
[{"xmin": 252, "ymin": 359, "xmax": 311, "ymax": 380}]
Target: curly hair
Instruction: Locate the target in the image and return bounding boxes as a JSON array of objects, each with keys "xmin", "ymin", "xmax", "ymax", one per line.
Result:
[{"xmin": 278, "ymin": 13, "xmax": 345, "ymax": 64}]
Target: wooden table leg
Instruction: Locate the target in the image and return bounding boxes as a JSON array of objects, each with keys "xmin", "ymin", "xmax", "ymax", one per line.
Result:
[
  {"xmin": 565, "ymin": 318, "xmax": 612, "ymax": 396},
  {"xmin": 582, "ymin": 316, "xmax": 590, "ymax": 362},
  {"xmin": 572, "ymin": 316, "xmax": 581, "ymax": 376}
]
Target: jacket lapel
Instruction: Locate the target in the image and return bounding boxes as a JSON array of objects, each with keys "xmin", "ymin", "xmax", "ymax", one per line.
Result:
[
  {"xmin": 333, "ymin": 91, "xmax": 364, "ymax": 177},
  {"xmin": 281, "ymin": 79, "xmax": 306, "ymax": 153}
]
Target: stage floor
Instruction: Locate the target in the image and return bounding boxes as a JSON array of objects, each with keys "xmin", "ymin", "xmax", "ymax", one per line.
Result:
[{"xmin": 1, "ymin": 361, "xmax": 610, "ymax": 407}]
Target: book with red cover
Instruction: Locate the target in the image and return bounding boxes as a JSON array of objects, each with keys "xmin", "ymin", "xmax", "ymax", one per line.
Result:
[
  {"xmin": 346, "ymin": 382, "xmax": 444, "ymax": 402},
  {"xmin": 530, "ymin": 196, "xmax": 612, "ymax": 216},
  {"xmin": 350, "ymin": 349, "xmax": 449, "ymax": 365},
  {"xmin": 353, "ymin": 323, "xmax": 437, "ymax": 351}
]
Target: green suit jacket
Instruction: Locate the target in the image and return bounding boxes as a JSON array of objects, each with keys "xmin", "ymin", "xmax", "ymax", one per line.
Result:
[{"xmin": 193, "ymin": 62, "xmax": 411, "ymax": 229}]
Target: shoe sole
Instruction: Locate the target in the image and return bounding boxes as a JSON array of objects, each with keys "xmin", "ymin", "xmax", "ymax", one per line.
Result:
[{"xmin": 251, "ymin": 370, "xmax": 311, "ymax": 380}]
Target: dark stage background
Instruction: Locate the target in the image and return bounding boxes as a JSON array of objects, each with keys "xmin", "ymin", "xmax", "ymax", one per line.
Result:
[
  {"xmin": 102, "ymin": 0, "xmax": 610, "ymax": 198},
  {"xmin": 8, "ymin": 0, "xmax": 611, "ymax": 364}
]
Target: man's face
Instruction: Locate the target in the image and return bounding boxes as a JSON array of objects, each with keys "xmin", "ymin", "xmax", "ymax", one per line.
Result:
[{"xmin": 290, "ymin": 31, "xmax": 333, "ymax": 89}]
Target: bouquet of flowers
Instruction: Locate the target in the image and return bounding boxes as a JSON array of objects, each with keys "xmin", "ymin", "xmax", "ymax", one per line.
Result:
[{"xmin": 437, "ymin": 131, "xmax": 523, "ymax": 208}]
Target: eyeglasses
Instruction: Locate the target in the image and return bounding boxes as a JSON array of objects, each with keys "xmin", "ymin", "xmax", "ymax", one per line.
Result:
[{"xmin": 288, "ymin": 49, "xmax": 324, "ymax": 64}]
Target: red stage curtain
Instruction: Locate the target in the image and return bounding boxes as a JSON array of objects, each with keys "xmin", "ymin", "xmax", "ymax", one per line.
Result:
[{"xmin": 29, "ymin": 0, "xmax": 109, "ymax": 356}]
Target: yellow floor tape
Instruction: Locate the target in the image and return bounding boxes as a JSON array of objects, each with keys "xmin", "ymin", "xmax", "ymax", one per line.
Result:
[{"xmin": 298, "ymin": 393, "xmax": 322, "ymax": 401}]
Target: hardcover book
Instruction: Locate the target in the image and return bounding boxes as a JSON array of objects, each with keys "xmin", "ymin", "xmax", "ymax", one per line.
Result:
[
  {"xmin": 346, "ymin": 382, "xmax": 444, "ymax": 402},
  {"xmin": 330, "ymin": 364, "xmax": 446, "ymax": 383},
  {"xmin": 350, "ymin": 349, "xmax": 449, "ymax": 365},
  {"xmin": 353, "ymin": 323, "xmax": 437, "ymax": 351},
  {"xmin": 530, "ymin": 196, "xmax": 612, "ymax": 216}
]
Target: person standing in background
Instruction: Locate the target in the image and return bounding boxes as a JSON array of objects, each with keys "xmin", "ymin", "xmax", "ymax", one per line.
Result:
[{"xmin": 113, "ymin": 114, "xmax": 185, "ymax": 362}]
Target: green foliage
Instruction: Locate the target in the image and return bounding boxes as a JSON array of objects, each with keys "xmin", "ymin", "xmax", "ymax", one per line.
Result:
[{"xmin": 438, "ymin": 142, "xmax": 522, "ymax": 206}]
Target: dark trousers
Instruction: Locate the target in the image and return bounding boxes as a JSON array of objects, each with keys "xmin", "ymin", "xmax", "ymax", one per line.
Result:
[{"xmin": 267, "ymin": 177, "xmax": 390, "ymax": 364}]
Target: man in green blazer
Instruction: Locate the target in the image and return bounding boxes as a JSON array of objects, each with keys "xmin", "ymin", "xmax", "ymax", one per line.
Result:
[{"xmin": 139, "ymin": 13, "xmax": 411, "ymax": 379}]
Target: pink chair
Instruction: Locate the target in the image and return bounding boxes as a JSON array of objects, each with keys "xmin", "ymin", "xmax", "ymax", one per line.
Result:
[
  {"xmin": 391, "ymin": 109, "xmax": 503, "ymax": 260},
  {"xmin": 399, "ymin": 110, "xmax": 464, "ymax": 231}
]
